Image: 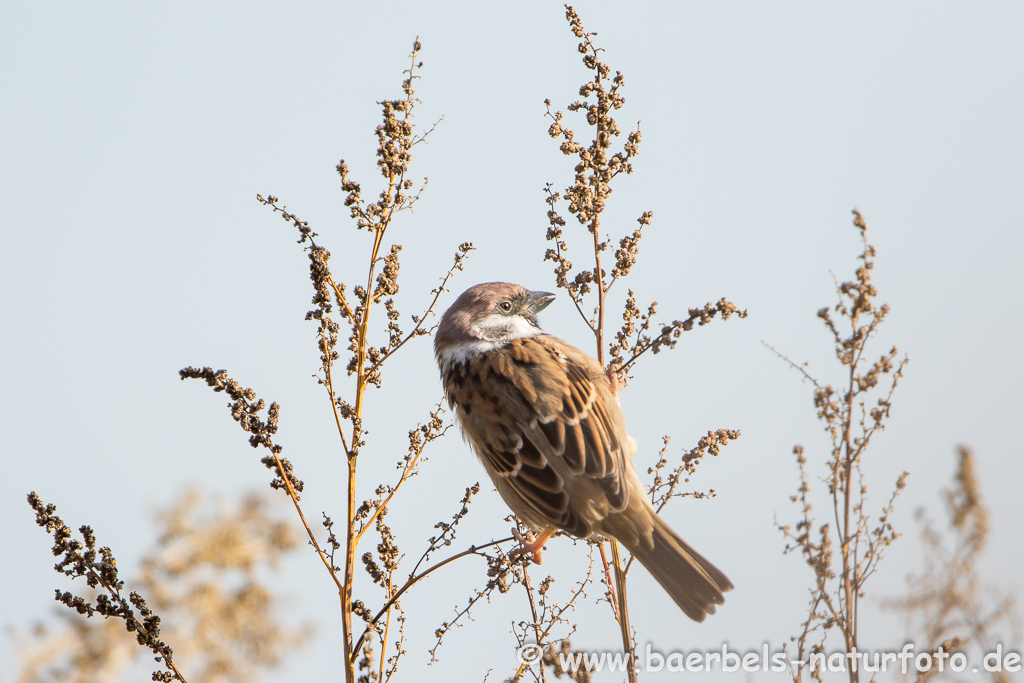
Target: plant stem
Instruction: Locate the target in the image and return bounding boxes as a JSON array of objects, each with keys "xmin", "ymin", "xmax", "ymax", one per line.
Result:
[{"xmin": 610, "ymin": 542, "xmax": 637, "ymax": 683}]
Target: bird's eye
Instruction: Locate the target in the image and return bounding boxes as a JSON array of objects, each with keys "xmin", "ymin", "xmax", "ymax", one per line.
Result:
[{"xmin": 498, "ymin": 300, "xmax": 513, "ymax": 313}]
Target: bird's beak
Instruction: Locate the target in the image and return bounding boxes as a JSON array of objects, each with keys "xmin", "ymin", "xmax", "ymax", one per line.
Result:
[{"xmin": 524, "ymin": 290, "xmax": 555, "ymax": 315}]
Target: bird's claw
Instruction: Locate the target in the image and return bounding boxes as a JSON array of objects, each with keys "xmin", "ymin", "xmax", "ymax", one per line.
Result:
[{"xmin": 511, "ymin": 528, "xmax": 552, "ymax": 565}]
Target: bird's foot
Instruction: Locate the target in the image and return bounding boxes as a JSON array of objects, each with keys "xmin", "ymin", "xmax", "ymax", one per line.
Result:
[{"xmin": 511, "ymin": 528, "xmax": 555, "ymax": 565}]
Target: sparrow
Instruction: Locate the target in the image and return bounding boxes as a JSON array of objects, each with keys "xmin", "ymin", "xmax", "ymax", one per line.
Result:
[{"xmin": 434, "ymin": 282, "xmax": 732, "ymax": 622}]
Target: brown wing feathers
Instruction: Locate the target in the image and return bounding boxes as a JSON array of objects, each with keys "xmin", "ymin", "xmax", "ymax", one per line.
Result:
[
  {"xmin": 559, "ymin": 349, "xmax": 627, "ymax": 509},
  {"xmin": 444, "ymin": 336, "xmax": 629, "ymax": 536}
]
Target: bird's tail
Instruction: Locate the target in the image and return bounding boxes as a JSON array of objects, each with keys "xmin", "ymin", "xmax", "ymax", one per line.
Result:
[{"xmin": 625, "ymin": 514, "xmax": 733, "ymax": 622}]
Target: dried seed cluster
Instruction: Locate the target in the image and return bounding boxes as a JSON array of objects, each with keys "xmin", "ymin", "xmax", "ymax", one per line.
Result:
[
  {"xmin": 178, "ymin": 367, "xmax": 302, "ymax": 497},
  {"xmin": 27, "ymin": 493, "xmax": 184, "ymax": 682}
]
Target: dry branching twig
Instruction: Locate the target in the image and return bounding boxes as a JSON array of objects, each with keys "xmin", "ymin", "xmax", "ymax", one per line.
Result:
[
  {"xmin": 774, "ymin": 209, "xmax": 910, "ymax": 683},
  {"xmin": 184, "ymin": 40, "xmax": 499, "ymax": 683},
  {"xmin": 26, "ymin": 492, "xmax": 187, "ymax": 683},
  {"xmin": 21, "ymin": 490, "xmax": 308, "ymax": 683},
  {"xmin": 887, "ymin": 446, "xmax": 1021, "ymax": 683},
  {"xmin": 514, "ymin": 543, "xmax": 597, "ymax": 683}
]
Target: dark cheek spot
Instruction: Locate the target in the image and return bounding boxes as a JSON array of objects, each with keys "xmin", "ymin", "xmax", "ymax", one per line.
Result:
[{"xmin": 481, "ymin": 323, "xmax": 513, "ymax": 341}]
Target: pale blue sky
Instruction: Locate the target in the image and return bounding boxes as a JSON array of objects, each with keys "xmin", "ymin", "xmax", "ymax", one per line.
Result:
[{"xmin": 3, "ymin": 2, "xmax": 1022, "ymax": 681}]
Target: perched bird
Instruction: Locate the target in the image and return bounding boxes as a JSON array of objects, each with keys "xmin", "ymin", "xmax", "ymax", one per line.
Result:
[{"xmin": 434, "ymin": 282, "xmax": 733, "ymax": 622}]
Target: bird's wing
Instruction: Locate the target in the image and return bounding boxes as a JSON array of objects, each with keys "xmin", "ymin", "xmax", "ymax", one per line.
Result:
[{"xmin": 448, "ymin": 335, "xmax": 630, "ymax": 537}]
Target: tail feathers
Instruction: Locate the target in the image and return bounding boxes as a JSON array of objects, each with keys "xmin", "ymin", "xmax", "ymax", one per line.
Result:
[{"xmin": 628, "ymin": 515, "xmax": 733, "ymax": 623}]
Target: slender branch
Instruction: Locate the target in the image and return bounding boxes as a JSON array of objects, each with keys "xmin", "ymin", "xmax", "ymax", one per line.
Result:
[
  {"xmin": 609, "ymin": 543, "xmax": 637, "ymax": 683},
  {"xmin": 521, "ymin": 564, "xmax": 549, "ymax": 683},
  {"xmin": 762, "ymin": 341, "xmax": 822, "ymax": 387},
  {"xmin": 379, "ymin": 576, "xmax": 394, "ymax": 680},
  {"xmin": 366, "ymin": 245, "xmax": 474, "ymax": 376},
  {"xmin": 353, "ymin": 409, "xmax": 447, "ymax": 546},
  {"xmin": 351, "ymin": 537, "xmax": 514, "ymax": 658}
]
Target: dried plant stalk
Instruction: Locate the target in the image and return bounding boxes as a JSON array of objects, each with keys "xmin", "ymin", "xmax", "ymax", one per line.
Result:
[{"xmin": 774, "ymin": 209, "xmax": 909, "ymax": 683}]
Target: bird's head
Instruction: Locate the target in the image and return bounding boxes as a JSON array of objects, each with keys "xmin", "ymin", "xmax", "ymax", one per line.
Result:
[{"xmin": 435, "ymin": 282, "xmax": 555, "ymax": 365}]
